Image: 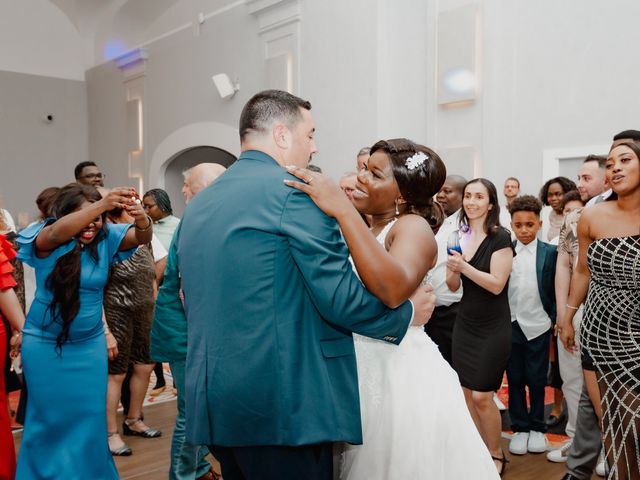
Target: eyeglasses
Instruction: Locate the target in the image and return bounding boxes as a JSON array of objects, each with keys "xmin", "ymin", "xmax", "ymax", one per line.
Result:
[{"xmin": 79, "ymin": 173, "xmax": 105, "ymax": 180}]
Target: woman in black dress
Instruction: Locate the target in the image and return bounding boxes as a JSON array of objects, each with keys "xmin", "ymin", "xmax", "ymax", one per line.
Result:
[{"xmin": 446, "ymin": 178, "xmax": 514, "ymax": 475}]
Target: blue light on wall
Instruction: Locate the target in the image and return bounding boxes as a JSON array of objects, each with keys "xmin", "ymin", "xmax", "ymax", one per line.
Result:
[{"xmin": 103, "ymin": 40, "xmax": 127, "ymax": 62}]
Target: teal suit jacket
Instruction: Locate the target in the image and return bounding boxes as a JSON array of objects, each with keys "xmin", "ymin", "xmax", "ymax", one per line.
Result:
[
  {"xmin": 535, "ymin": 240, "xmax": 557, "ymax": 323},
  {"xmin": 177, "ymin": 150, "xmax": 413, "ymax": 447},
  {"xmin": 150, "ymin": 230, "xmax": 187, "ymax": 362},
  {"xmin": 514, "ymin": 239, "xmax": 557, "ymax": 322}
]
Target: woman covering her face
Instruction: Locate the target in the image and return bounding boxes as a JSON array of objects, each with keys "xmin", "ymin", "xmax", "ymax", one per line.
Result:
[{"xmin": 14, "ymin": 183, "xmax": 152, "ymax": 479}]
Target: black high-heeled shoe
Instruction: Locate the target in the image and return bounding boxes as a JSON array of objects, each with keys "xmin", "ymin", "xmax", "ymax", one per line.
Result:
[
  {"xmin": 108, "ymin": 432, "xmax": 133, "ymax": 456},
  {"xmin": 122, "ymin": 417, "xmax": 162, "ymax": 438},
  {"xmin": 491, "ymin": 450, "xmax": 509, "ymax": 477}
]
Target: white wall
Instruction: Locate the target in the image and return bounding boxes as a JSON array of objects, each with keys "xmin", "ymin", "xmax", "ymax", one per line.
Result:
[
  {"xmin": 0, "ymin": 0, "xmax": 88, "ymax": 80},
  {"xmin": 6, "ymin": 0, "xmax": 636, "ymax": 218},
  {"xmin": 300, "ymin": 0, "xmax": 379, "ymax": 175},
  {"xmin": 0, "ymin": 1, "xmax": 90, "ymax": 219},
  {"xmin": 86, "ymin": 1, "xmax": 262, "ymax": 208},
  {"xmin": 375, "ymin": 0, "xmax": 428, "ymax": 142},
  {"xmin": 483, "ymin": 0, "xmax": 640, "ymax": 195},
  {"xmin": 0, "ymin": 70, "xmax": 89, "ymax": 222},
  {"xmin": 85, "ymin": 61, "xmax": 129, "ymax": 188},
  {"xmin": 88, "ymin": 0, "xmax": 430, "ymax": 201},
  {"xmin": 92, "ymin": 0, "xmax": 240, "ymax": 64},
  {"xmin": 433, "ymin": 0, "xmax": 640, "ymax": 197},
  {"xmin": 300, "ymin": 0, "xmax": 430, "ymax": 177}
]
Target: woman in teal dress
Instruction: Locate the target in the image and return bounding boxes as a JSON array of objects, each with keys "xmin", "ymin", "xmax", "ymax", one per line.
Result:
[{"xmin": 15, "ymin": 183, "xmax": 152, "ymax": 480}]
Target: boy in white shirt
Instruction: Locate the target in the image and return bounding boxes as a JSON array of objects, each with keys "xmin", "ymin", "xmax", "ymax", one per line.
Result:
[{"xmin": 506, "ymin": 195, "xmax": 558, "ymax": 455}]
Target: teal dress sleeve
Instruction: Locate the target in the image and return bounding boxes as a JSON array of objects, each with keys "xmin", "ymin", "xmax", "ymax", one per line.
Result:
[
  {"xmin": 16, "ymin": 219, "xmax": 76, "ymax": 268},
  {"xmin": 105, "ymin": 223, "xmax": 137, "ymax": 265},
  {"xmin": 17, "ymin": 220, "xmax": 137, "ymax": 267}
]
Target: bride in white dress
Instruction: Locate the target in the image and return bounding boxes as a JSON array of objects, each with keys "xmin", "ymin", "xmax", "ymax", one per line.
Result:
[{"xmin": 286, "ymin": 139, "xmax": 500, "ymax": 479}]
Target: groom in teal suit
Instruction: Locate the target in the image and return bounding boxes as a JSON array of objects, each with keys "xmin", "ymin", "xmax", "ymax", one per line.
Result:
[{"xmin": 176, "ymin": 90, "xmax": 434, "ymax": 479}]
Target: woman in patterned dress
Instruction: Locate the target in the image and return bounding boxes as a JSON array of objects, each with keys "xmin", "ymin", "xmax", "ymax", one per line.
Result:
[
  {"xmin": 564, "ymin": 140, "xmax": 640, "ymax": 479},
  {"xmin": 104, "ymin": 205, "xmax": 163, "ymax": 456}
]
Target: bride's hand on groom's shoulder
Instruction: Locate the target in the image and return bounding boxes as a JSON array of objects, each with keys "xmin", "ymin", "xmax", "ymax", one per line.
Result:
[
  {"xmin": 409, "ymin": 284, "xmax": 436, "ymax": 327},
  {"xmin": 283, "ymin": 165, "xmax": 353, "ymax": 219}
]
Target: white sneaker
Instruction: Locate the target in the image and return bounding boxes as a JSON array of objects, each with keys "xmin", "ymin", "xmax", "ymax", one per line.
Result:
[
  {"xmin": 596, "ymin": 449, "xmax": 606, "ymax": 476},
  {"xmin": 493, "ymin": 393, "xmax": 506, "ymax": 411},
  {"xmin": 509, "ymin": 432, "xmax": 529, "ymax": 455},
  {"xmin": 528, "ymin": 431, "xmax": 547, "ymax": 453},
  {"xmin": 546, "ymin": 439, "xmax": 572, "ymax": 462}
]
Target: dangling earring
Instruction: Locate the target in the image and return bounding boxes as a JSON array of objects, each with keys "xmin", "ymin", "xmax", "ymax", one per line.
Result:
[{"xmin": 395, "ymin": 198, "xmax": 400, "ymax": 216}]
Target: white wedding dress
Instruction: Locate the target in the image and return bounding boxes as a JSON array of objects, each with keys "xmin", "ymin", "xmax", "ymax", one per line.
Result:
[{"xmin": 339, "ymin": 221, "xmax": 499, "ymax": 480}]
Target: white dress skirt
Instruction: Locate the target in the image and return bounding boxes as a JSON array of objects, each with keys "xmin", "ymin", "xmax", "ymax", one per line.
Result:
[{"xmin": 339, "ymin": 221, "xmax": 499, "ymax": 480}]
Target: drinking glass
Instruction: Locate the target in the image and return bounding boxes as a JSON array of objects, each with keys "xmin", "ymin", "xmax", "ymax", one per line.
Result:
[{"xmin": 447, "ymin": 230, "xmax": 462, "ymax": 255}]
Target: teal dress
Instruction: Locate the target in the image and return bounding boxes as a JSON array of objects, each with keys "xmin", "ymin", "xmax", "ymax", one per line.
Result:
[{"xmin": 15, "ymin": 220, "xmax": 135, "ymax": 480}]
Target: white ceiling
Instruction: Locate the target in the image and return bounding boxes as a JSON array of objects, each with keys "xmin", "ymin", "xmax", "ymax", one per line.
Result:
[
  {"xmin": 48, "ymin": 0, "xmax": 182, "ymax": 38},
  {"xmin": 0, "ymin": 0, "xmax": 239, "ymax": 76},
  {"xmin": 49, "ymin": 0, "xmax": 119, "ymax": 36},
  {"xmin": 46, "ymin": 0, "xmax": 183, "ymax": 66}
]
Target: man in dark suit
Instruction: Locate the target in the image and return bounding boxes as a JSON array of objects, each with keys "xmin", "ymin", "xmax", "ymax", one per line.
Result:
[
  {"xmin": 176, "ymin": 90, "xmax": 435, "ymax": 479},
  {"xmin": 505, "ymin": 195, "xmax": 557, "ymax": 456}
]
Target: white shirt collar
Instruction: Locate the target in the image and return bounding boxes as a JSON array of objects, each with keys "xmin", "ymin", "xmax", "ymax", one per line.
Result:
[
  {"xmin": 445, "ymin": 209, "xmax": 460, "ymax": 224},
  {"xmin": 515, "ymin": 239, "xmax": 537, "ymax": 255}
]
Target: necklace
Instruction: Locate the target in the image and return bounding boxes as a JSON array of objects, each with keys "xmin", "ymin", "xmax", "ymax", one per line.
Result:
[{"xmin": 371, "ymin": 215, "xmax": 397, "ymax": 236}]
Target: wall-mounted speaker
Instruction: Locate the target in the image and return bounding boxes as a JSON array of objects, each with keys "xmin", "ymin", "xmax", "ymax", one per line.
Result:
[{"xmin": 212, "ymin": 73, "xmax": 239, "ymax": 100}]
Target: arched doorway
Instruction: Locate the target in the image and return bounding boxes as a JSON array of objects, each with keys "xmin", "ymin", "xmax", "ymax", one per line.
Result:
[{"xmin": 164, "ymin": 146, "xmax": 236, "ymax": 217}]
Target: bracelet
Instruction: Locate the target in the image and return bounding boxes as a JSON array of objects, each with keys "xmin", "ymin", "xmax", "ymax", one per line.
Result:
[
  {"xmin": 566, "ymin": 304, "xmax": 579, "ymax": 311},
  {"xmin": 135, "ymin": 215, "xmax": 152, "ymax": 232},
  {"xmin": 12, "ymin": 330, "xmax": 22, "ymax": 337}
]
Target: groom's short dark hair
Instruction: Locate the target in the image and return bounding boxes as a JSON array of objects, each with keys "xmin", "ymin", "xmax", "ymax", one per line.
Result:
[{"xmin": 239, "ymin": 90, "xmax": 311, "ymax": 141}]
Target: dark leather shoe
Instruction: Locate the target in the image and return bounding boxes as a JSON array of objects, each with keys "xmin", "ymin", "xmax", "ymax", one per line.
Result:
[
  {"xmin": 546, "ymin": 411, "xmax": 567, "ymax": 427},
  {"xmin": 560, "ymin": 474, "xmax": 582, "ymax": 480}
]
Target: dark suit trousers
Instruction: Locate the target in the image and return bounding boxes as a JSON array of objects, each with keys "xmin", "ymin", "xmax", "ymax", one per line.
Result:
[
  {"xmin": 506, "ymin": 322, "xmax": 550, "ymax": 433},
  {"xmin": 424, "ymin": 302, "xmax": 459, "ymax": 366},
  {"xmin": 209, "ymin": 443, "xmax": 333, "ymax": 480}
]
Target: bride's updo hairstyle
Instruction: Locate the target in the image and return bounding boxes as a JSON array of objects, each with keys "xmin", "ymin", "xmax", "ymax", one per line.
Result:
[{"xmin": 370, "ymin": 138, "xmax": 447, "ymax": 230}]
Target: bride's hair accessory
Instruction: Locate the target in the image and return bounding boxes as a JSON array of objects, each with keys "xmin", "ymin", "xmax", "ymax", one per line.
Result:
[{"xmin": 405, "ymin": 151, "xmax": 428, "ymax": 171}]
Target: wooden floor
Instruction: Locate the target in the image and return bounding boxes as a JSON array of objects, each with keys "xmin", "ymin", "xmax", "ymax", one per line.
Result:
[{"xmin": 13, "ymin": 399, "xmax": 600, "ymax": 479}]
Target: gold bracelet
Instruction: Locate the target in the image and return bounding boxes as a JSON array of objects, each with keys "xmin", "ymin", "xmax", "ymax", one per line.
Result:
[{"xmin": 566, "ymin": 304, "xmax": 579, "ymax": 311}]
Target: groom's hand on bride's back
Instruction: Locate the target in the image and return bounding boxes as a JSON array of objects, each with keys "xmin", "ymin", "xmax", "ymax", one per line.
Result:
[{"xmin": 409, "ymin": 284, "xmax": 436, "ymax": 327}]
